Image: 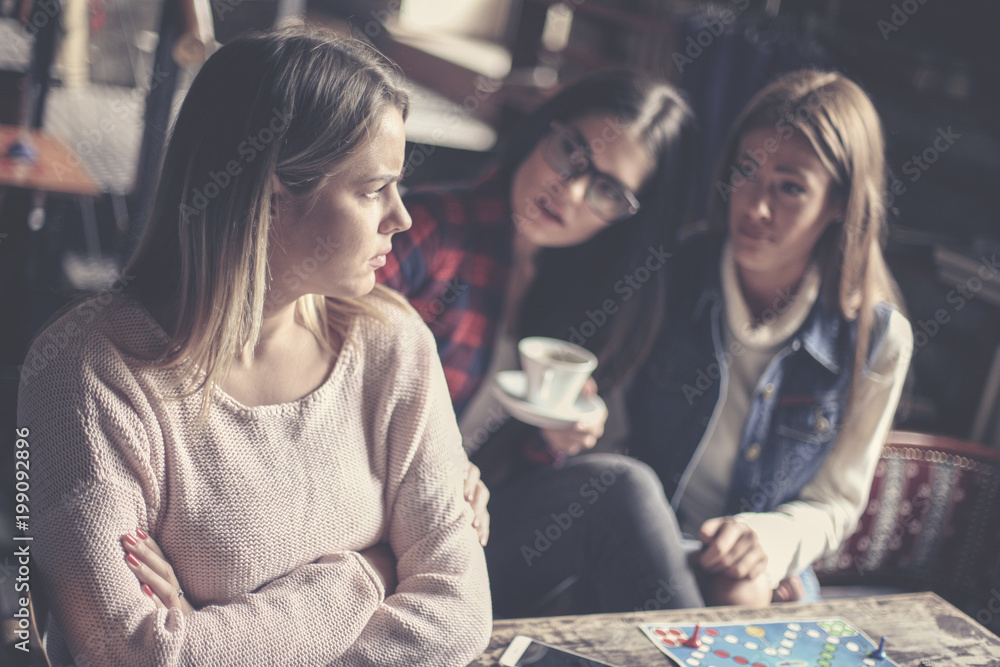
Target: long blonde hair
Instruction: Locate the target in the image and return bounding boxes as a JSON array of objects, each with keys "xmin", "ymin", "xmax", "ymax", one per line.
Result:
[
  {"xmin": 709, "ymin": 69, "xmax": 904, "ymax": 392},
  {"xmin": 125, "ymin": 26, "xmax": 409, "ymax": 414}
]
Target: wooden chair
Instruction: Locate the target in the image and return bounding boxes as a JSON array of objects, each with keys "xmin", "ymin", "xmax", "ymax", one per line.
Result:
[{"xmin": 814, "ymin": 430, "xmax": 1000, "ymax": 635}]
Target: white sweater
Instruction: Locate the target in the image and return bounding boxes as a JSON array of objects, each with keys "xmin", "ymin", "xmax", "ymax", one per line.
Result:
[
  {"xmin": 17, "ymin": 291, "xmax": 491, "ymax": 666},
  {"xmin": 679, "ymin": 243, "xmax": 913, "ymax": 587}
]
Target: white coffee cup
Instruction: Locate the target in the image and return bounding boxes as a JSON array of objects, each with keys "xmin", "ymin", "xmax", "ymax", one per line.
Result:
[{"xmin": 518, "ymin": 337, "xmax": 598, "ymax": 411}]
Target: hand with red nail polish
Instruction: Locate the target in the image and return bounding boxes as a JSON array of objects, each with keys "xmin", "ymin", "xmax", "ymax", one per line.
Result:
[{"xmin": 121, "ymin": 533, "xmax": 195, "ymax": 615}]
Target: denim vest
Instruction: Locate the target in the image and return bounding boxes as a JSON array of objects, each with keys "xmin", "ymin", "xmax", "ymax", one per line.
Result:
[{"xmin": 627, "ymin": 234, "xmax": 893, "ymax": 515}]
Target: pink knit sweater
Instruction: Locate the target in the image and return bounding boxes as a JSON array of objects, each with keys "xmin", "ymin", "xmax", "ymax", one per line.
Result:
[{"xmin": 17, "ymin": 292, "xmax": 492, "ymax": 666}]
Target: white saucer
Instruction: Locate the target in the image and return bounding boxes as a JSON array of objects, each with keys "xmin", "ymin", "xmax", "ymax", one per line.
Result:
[{"xmin": 491, "ymin": 370, "xmax": 607, "ymax": 430}]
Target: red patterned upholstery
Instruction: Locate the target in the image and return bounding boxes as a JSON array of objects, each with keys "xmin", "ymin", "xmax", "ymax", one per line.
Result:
[{"xmin": 814, "ymin": 431, "xmax": 1000, "ymax": 634}]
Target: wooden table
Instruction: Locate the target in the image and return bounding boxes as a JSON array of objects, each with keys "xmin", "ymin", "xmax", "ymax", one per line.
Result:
[
  {"xmin": 0, "ymin": 124, "xmax": 98, "ymax": 196},
  {"xmin": 471, "ymin": 592, "xmax": 1000, "ymax": 666},
  {"xmin": 0, "ymin": 124, "xmax": 103, "ymax": 259}
]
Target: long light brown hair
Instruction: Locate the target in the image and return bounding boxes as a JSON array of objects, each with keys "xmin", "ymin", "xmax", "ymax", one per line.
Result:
[
  {"xmin": 125, "ymin": 26, "xmax": 409, "ymax": 415},
  {"xmin": 709, "ymin": 69, "xmax": 904, "ymax": 394}
]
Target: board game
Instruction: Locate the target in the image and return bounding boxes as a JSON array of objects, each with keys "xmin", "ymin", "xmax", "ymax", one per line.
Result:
[{"xmin": 639, "ymin": 618, "xmax": 899, "ymax": 667}]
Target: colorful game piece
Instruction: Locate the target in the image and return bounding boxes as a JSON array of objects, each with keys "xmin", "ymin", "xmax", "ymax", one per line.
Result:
[
  {"xmin": 6, "ymin": 135, "xmax": 37, "ymax": 163},
  {"xmin": 869, "ymin": 636, "xmax": 888, "ymax": 660},
  {"xmin": 639, "ymin": 619, "xmax": 900, "ymax": 667},
  {"xmin": 682, "ymin": 623, "xmax": 702, "ymax": 648}
]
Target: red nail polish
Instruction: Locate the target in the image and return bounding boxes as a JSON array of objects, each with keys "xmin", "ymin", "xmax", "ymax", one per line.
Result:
[
  {"xmin": 142, "ymin": 584, "xmax": 154, "ymax": 597},
  {"xmin": 124, "ymin": 534, "xmax": 138, "ymax": 546},
  {"xmin": 126, "ymin": 553, "xmax": 141, "ymax": 568},
  {"xmin": 136, "ymin": 527, "xmax": 149, "ymax": 540}
]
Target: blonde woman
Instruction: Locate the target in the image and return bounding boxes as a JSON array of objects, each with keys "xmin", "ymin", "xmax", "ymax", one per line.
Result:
[
  {"xmin": 629, "ymin": 70, "xmax": 913, "ymax": 606},
  {"xmin": 17, "ymin": 28, "xmax": 491, "ymax": 665}
]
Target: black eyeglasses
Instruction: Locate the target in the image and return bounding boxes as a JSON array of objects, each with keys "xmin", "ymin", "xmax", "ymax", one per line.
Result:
[{"xmin": 541, "ymin": 122, "xmax": 641, "ymax": 222}]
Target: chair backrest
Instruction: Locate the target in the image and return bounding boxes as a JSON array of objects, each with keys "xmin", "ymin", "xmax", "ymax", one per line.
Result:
[{"xmin": 814, "ymin": 430, "xmax": 1000, "ymax": 634}]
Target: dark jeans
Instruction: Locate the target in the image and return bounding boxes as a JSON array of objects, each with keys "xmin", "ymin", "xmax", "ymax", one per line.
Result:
[{"xmin": 484, "ymin": 453, "xmax": 704, "ymax": 617}]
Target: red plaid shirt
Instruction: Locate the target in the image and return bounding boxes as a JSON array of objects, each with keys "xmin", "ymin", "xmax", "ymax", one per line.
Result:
[{"xmin": 378, "ymin": 172, "xmax": 514, "ymax": 419}]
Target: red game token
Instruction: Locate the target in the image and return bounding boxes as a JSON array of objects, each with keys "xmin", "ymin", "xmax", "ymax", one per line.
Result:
[
  {"xmin": 681, "ymin": 623, "xmax": 703, "ymax": 648},
  {"xmin": 714, "ymin": 650, "xmax": 729, "ymax": 658}
]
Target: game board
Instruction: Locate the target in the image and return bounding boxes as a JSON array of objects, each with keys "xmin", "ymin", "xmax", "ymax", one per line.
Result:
[{"xmin": 639, "ymin": 618, "xmax": 899, "ymax": 667}]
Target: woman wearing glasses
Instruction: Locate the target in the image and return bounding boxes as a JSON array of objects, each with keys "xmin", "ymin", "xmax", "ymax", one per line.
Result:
[{"xmin": 380, "ymin": 71, "xmax": 703, "ymax": 616}]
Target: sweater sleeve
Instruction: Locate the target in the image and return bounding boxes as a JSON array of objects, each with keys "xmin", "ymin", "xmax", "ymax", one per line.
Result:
[
  {"xmin": 338, "ymin": 312, "xmax": 492, "ymax": 665},
  {"xmin": 735, "ymin": 309, "xmax": 914, "ymax": 587},
  {"xmin": 19, "ymin": 341, "xmax": 395, "ymax": 666}
]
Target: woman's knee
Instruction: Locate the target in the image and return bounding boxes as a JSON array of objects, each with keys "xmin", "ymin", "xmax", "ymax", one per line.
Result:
[{"xmin": 571, "ymin": 454, "xmax": 671, "ymax": 518}]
